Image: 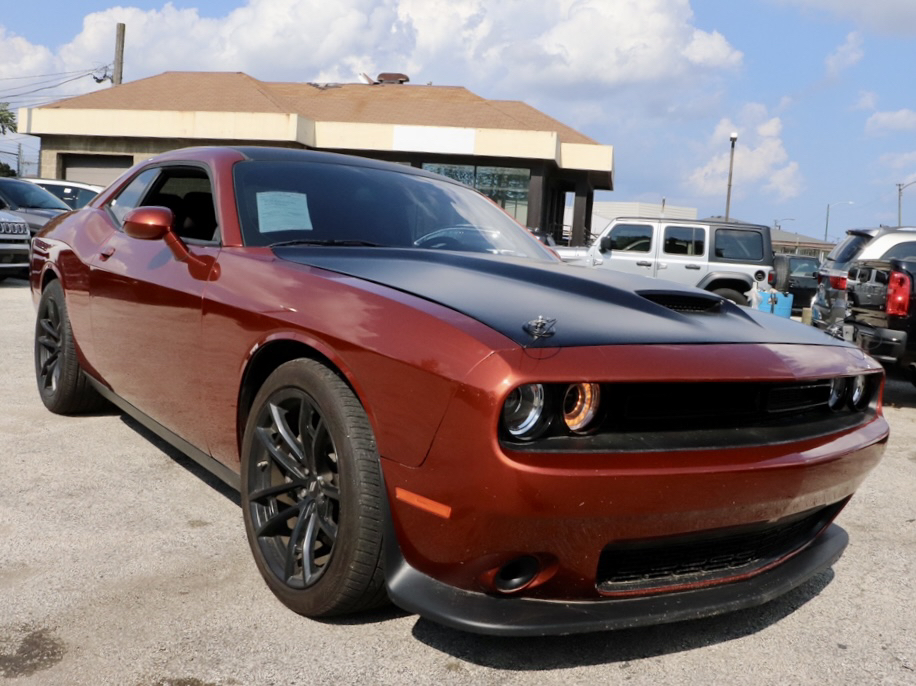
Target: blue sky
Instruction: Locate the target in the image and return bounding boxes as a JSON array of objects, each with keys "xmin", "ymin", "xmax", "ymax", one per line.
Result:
[{"xmin": 1, "ymin": 0, "xmax": 915, "ymax": 241}]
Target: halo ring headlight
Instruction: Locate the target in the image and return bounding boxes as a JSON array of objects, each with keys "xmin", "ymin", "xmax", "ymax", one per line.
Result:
[
  {"xmin": 848, "ymin": 374, "xmax": 868, "ymax": 409},
  {"xmin": 503, "ymin": 384, "xmax": 547, "ymax": 439},
  {"xmin": 563, "ymin": 383, "xmax": 601, "ymax": 433},
  {"xmin": 828, "ymin": 377, "xmax": 847, "ymax": 411}
]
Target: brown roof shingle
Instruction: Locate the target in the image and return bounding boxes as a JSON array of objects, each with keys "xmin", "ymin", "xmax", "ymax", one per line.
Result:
[{"xmin": 42, "ymin": 71, "xmax": 596, "ymax": 145}]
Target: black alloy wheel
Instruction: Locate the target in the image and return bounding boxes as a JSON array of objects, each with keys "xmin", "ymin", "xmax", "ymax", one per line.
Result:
[
  {"xmin": 241, "ymin": 359, "xmax": 386, "ymax": 617},
  {"xmin": 34, "ymin": 280, "xmax": 105, "ymax": 414}
]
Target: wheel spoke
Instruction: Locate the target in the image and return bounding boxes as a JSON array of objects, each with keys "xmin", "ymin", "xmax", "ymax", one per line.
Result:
[
  {"xmin": 284, "ymin": 499, "xmax": 313, "ymax": 582},
  {"xmin": 270, "ymin": 401, "xmax": 307, "ymax": 465},
  {"xmin": 248, "ymin": 480, "xmax": 305, "ymax": 503},
  {"xmin": 254, "ymin": 501, "xmax": 299, "ymax": 538},
  {"xmin": 255, "ymin": 426, "xmax": 306, "ymax": 480},
  {"xmin": 300, "ymin": 504, "xmax": 322, "ymax": 585},
  {"xmin": 316, "ymin": 501, "xmax": 338, "ymax": 542},
  {"xmin": 298, "ymin": 403, "xmax": 323, "ymax": 475},
  {"xmin": 318, "ymin": 480, "xmax": 340, "ymax": 501}
]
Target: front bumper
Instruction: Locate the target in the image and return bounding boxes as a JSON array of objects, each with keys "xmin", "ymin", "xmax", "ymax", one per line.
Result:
[
  {"xmin": 385, "ymin": 523, "xmax": 848, "ymax": 636},
  {"xmin": 378, "ymin": 342, "xmax": 888, "ymax": 635}
]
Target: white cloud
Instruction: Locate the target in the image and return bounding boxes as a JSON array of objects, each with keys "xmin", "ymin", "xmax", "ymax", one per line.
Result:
[
  {"xmin": 825, "ymin": 31, "xmax": 863, "ymax": 78},
  {"xmin": 854, "ymin": 90, "xmax": 878, "ymax": 110},
  {"xmin": 0, "ymin": 0, "xmax": 743, "ymax": 113},
  {"xmin": 878, "ymin": 151, "xmax": 916, "ymax": 170},
  {"xmin": 866, "ymin": 109, "xmax": 916, "ymax": 135},
  {"xmin": 772, "ymin": 0, "xmax": 916, "ymax": 34},
  {"xmin": 686, "ymin": 105, "xmax": 803, "ymax": 201}
]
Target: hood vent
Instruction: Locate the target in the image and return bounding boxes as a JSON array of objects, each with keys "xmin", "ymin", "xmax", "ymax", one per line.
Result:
[{"xmin": 637, "ymin": 291, "xmax": 724, "ymax": 314}]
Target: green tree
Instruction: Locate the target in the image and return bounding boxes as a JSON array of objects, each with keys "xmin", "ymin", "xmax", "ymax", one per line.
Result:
[
  {"xmin": 0, "ymin": 103, "xmax": 17, "ymax": 135},
  {"xmin": 0, "ymin": 162, "xmax": 15, "ymax": 177}
]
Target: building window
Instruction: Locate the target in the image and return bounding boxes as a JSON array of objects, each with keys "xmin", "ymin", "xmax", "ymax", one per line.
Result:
[{"xmin": 422, "ymin": 163, "xmax": 530, "ymax": 225}]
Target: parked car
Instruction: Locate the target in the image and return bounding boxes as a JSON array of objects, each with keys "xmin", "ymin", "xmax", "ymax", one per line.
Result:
[
  {"xmin": 773, "ymin": 253, "xmax": 819, "ymax": 313},
  {"xmin": 840, "ymin": 248, "xmax": 916, "ymax": 384},
  {"xmin": 812, "ymin": 227, "xmax": 916, "ymax": 332},
  {"xmin": 0, "ymin": 209, "xmax": 31, "ymax": 281},
  {"xmin": 30, "ymin": 146, "xmax": 888, "ymax": 636},
  {"xmin": 0, "ymin": 177, "xmax": 70, "ymax": 234},
  {"xmin": 24, "ymin": 178, "xmax": 102, "ymax": 209},
  {"xmin": 565, "ymin": 217, "xmax": 773, "ymax": 305}
]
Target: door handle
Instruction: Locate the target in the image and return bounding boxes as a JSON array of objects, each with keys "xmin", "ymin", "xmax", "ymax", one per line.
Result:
[
  {"xmin": 636, "ymin": 261, "xmax": 652, "ymax": 267},
  {"xmin": 99, "ymin": 247, "xmax": 115, "ymax": 261},
  {"xmin": 685, "ymin": 264, "xmax": 701, "ymax": 270}
]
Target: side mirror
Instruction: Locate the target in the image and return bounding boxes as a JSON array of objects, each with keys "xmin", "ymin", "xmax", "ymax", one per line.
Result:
[
  {"xmin": 599, "ymin": 235, "xmax": 613, "ymax": 253},
  {"xmin": 123, "ymin": 206, "xmax": 174, "ymax": 240}
]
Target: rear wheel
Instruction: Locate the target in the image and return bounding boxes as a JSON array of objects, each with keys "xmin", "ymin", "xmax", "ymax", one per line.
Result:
[
  {"xmin": 241, "ymin": 359, "xmax": 387, "ymax": 617},
  {"xmin": 34, "ymin": 280, "xmax": 106, "ymax": 414},
  {"xmin": 712, "ymin": 287, "xmax": 748, "ymax": 306}
]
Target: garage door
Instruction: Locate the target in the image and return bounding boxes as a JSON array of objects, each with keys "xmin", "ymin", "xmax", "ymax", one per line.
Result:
[{"xmin": 62, "ymin": 154, "xmax": 134, "ymax": 186}]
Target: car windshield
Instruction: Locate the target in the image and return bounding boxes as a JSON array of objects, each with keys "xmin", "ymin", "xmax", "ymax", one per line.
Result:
[
  {"xmin": 789, "ymin": 257, "xmax": 818, "ymax": 276},
  {"xmin": 233, "ymin": 160, "xmax": 555, "ymax": 261},
  {"xmin": 0, "ymin": 180, "xmax": 70, "ymax": 211},
  {"xmin": 824, "ymin": 233, "xmax": 872, "ymax": 270}
]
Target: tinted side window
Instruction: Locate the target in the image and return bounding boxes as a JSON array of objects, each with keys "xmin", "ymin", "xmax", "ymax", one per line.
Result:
[
  {"xmin": 663, "ymin": 226, "xmax": 704, "ymax": 256},
  {"xmin": 108, "ymin": 169, "xmax": 159, "ymax": 224},
  {"xmin": 713, "ymin": 229, "xmax": 764, "ymax": 261},
  {"xmin": 879, "ymin": 241, "xmax": 916, "ymax": 260},
  {"xmin": 825, "ymin": 233, "xmax": 871, "ymax": 268},
  {"xmin": 609, "ymin": 223, "xmax": 652, "ymax": 252}
]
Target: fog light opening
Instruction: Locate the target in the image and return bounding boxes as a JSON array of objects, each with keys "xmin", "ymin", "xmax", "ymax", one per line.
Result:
[{"xmin": 493, "ymin": 555, "xmax": 541, "ymax": 593}]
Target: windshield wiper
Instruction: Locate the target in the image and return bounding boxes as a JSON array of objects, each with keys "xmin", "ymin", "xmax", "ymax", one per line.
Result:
[{"xmin": 269, "ymin": 239, "xmax": 383, "ymax": 248}]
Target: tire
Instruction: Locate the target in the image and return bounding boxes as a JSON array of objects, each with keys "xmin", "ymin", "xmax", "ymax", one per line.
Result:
[
  {"xmin": 241, "ymin": 358, "xmax": 387, "ymax": 617},
  {"xmin": 34, "ymin": 280, "xmax": 107, "ymax": 414},
  {"xmin": 773, "ymin": 258, "xmax": 790, "ymax": 292},
  {"xmin": 712, "ymin": 287, "xmax": 748, "ymax": 306}
]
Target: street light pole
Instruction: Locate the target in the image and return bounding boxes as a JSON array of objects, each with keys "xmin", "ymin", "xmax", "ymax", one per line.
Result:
[
  {"xmin": 725, "ymin": 132, "xmax": 737, "ymax": 221},
  {"xmin": 774, "ymin": 217, "xmax": 794, "ymax": 231},
  {"xmin": 897, "ymin": 181, "xmax": 916, "ymax": 226},
  {"xmin": 824, "ymin": 201, "xmax": 853, "ymax": 242}
]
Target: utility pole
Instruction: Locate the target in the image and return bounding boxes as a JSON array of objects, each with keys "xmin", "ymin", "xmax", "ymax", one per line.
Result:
[
  {"xmin": 16, "ymin": 144, "xmax": 22, "ymax": 177},
  {"xmin": 725, "ymin": 132, "xmax": 737, "ymax": 221},
  {"xmin": 113, "ymin": 23, "xmax": 125, "ymax": 85}
]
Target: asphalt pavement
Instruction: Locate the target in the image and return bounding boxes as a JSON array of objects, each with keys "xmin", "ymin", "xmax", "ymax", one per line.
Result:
[{"xmin": 1, "ymin": 277, "xmax": 914, "ymax": 686}]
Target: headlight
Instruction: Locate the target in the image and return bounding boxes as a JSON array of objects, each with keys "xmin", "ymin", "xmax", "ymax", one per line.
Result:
[
  {"xmin": 848, "ymin": 374, "xmax": 868, "ymax": 409},
  {"xmin": 563, "ymin": 383, "xmax": 601, "ymax": 433},
  {"xmin": 828, "ymin": 377, "xmax": 847, "ymax": 410},
  {"xmin": 502, "ymin": 384, "xmax": 548, "ymax": 439}
]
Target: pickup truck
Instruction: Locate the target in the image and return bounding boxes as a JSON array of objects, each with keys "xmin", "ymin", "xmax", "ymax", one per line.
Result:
[
  {"xmin": 559, "ymin": 217, "xmax": 773, "ymax": 305},
  {"xmin": 842, "ymin": 256, "xmax": 916, "ymax": 382}
]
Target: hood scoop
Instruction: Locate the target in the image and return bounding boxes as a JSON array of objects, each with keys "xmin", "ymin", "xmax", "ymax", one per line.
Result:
[{"xmin": 637, "ymin": 290, "xmax": 725, "ymax": 314}]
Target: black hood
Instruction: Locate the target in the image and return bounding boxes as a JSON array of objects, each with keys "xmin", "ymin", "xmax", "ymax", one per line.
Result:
[{"xmin": 273, "ymin": 247, "xmax": 845, "ymax": 348}]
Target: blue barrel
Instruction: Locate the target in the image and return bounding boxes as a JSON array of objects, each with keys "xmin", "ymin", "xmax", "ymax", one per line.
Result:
[{"xmin": 757, "ymin": 291, "xmax": 794, "ymax": 317}]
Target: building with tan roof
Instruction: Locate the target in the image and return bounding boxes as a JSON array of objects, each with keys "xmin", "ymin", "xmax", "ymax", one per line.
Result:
[{"xmin": 18, "ymin": 71, "xmax": 613, "ymax": 245}]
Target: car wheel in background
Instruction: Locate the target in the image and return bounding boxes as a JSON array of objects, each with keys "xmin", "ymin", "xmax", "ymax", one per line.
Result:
[
  {"xmin": 34, "ymin": 280, "xmax": 107, "ymax": 414},
  {"xmin": 241, "ymin": 359, "xmax": 387, "ymax": 617},
  {"xmin": 712, "ymin": 287, "xmax": 748, "ymax": 306}
]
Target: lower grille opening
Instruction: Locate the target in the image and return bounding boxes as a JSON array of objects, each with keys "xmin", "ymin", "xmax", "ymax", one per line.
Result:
[{"xmin": 596, "ymin": 500, "xmax": 848, "ymax": 594}]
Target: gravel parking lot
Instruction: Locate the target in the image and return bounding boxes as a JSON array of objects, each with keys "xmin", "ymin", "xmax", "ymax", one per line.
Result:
[{"xmin": 1, "ymin": 276, "xmax": 914, "ymax": 686}]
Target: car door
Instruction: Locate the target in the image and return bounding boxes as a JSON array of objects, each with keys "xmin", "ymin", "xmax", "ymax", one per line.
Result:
[
  {"xmin": 88, "ymin": 164, "xmax": 221, "ymax": 452},
  {"xmin": 593, "ymin": 221, "xmax": 657, "ymax": 276},
  {"xmin": 655, "ymin": 224, "xmax": 709, "ymax": 287}
]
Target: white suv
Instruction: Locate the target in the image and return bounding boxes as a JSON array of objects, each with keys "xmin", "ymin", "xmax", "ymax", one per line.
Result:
[{"xmin": 0, "ymin": 209, "xmax": 31, "ymax": 282}]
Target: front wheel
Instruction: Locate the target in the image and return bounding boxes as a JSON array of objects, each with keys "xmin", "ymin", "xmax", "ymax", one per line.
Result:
[
  {"xmin": 34, "ymin": 280, "xmax": 106, "ymax": 414},
  {"xmin": 241, "ymin": 359, "xmax": 387, "ymax": 617},
  {"xmin": 712, "ymin": 287, "xmax": 748, "ymax": 306}
]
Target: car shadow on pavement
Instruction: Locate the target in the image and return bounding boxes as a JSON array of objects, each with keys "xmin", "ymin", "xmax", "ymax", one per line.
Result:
[
  {"xmin": 409, "ymin": 570, "xmax": 834, "ymax": 668},
  {"xmin": 882, "ymin": 370, "xmax": 916, "ymax": 409},
  {"xmin": 118, "ymin": 414, "xmax": 241, "ymax": 506}
]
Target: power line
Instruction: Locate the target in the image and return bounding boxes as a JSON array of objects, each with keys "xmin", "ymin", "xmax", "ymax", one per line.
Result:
[
  {"xmin": 0, "ymin": 67, "xmax": 107, "ymax": 82},
  {"xmin": 0, "ymin": 71, "xmax": 103, "ymax": 100}
]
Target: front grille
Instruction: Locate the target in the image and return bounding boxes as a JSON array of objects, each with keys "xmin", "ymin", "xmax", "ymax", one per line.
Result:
[
  {"xmin": 0, "ymin": 221, "xmax": 29, "ymax": 235},
  {"xmin": 596, "ymin": 500, "xmax": 847, "ymax": 594}
]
